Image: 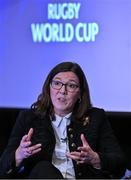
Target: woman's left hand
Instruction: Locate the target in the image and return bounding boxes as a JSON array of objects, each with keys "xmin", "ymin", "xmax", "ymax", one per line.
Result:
[{"xmin": 66, "ymin": 134, "xmax": 101, "ymax": 169}]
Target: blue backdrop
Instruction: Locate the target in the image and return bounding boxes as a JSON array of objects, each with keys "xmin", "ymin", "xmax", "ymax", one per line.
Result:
[{"xmin": 0, "ymin": 0, "xmax": 131, "ymax": 112}]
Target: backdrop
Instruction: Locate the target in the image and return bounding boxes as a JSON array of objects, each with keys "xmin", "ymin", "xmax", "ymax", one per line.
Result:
[{"xmin": 0, "ymin": 0, "xmax": 131, "ymax": 112}]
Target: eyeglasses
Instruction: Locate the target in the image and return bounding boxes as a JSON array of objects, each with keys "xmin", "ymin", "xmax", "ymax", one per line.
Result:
[{"xmin": 51, "ymin": 80, "xmax": 79, "ymax": 92}]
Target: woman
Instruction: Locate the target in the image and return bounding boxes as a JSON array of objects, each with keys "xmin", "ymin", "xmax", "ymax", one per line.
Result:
[{"xmin": 0, "ymin": 61, "xmax": 126, "ymax": 178}]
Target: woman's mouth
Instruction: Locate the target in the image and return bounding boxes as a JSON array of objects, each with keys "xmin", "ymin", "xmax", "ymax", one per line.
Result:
[{"xmin": 58, "ymin": 97, "xmax": 66, "ymax": 102}]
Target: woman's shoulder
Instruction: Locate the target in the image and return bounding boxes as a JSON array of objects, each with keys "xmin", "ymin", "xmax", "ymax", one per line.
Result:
[
  {"xmin": 18, "ymin": 108, "xmax": 36, "ymax": 116},
  {"xmin": 17, "ymin": 109, "xmax": 49, "ymax": 125},
  {"xmin": 89, "ymin": 107, "xmax": 105, "ymax": 114},
  {"xmin": 87, "ymin": 107, "xmax": 106, "ymax": 123},
  {"xmin": 15, "ymin": 108, "xmax": 40, "ymax": 125}
]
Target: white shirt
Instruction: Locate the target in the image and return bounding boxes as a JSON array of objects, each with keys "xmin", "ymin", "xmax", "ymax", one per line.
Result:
[{"xmin": 52, "ymin": 113, "xmax": 76, "ymax": 179}]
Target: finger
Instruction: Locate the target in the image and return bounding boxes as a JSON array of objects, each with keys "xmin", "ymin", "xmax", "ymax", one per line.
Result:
[
  {"xmin": 26, "ymin": 128, "xmax": 33, "ymax": 141},
  {"xmin": 70, "ymin": 152, "xmax": 87, "ymax": 159},
  {"xmin": 66, "ymin": 153, "xmax": 80, "ymax": 161},
  {"xmin": 66, "ymin": 152, "xmax": 85, "ymax": 164},
  {"xmin": 80, "ymin": 134, "xmax": 89, "ymax": 147},
  {"xmin": 28, "ymin": 143, "xmax": 42, "ymax": 152},
  {"xmin": 20, "ymin": 135, "xmax": 31, "ymax": 148},
  {"xmin": 77, "ymin": 146, "xmax": 89, "ymax": 152},
  {"xmin": 20, "ymin": 141, "xmax": 31, "ymax": 148},
  {"xmin": 26, "ymin": 144, "xmax": 42, "ymax": 156},
  {"xmin": 66, "ymin": 152, "xmax": 80, "ymax": 161},
  {"xmin": 31, "ymin": 148, "xmax": 41, "ymax": 155},
  {"xmin": 69, "ymin": 151, "xmax": 87, "ymax": 160},
  {"xmin": 68, "ymin": 151, "xmax": 81, "ymax": 156},
  {"xmin": 21, "ymin": 129, "xmax": 33, "ymax": 143},
  {"xmin": 26, "ymin": 147, "xmax": 42, "ymax": 157},
  {"xmin": 23, "ymin": 150, "xmax": 32, "ymax": 158},
  {"xmin": 21, "ymin": 134, "xmax": 28, "ymax": 142}
]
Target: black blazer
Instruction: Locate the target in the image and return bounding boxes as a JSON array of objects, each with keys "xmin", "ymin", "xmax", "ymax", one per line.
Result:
[{"xmin": 0, "ymin": 107, "xmax": 126, "ymax": 178}]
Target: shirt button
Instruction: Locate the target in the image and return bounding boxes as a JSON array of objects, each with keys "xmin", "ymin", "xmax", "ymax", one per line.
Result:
[
  {"xmin": 70, "ymin": 134, "xmax": 73, "ymax": 138},
  {"xmin": 68, "ymin": 128, "xmax": 73, "ymax": 132},
  {"xmin": 78, "ymin": 172, "xmax": 82, "ymax": 176},
  {"xmin": 76, "ymin": 161, "xmax": 80, "ymax": 165},
  {"xmin": 71, "ymin": 143, "xmax": 76, "ymax": 147}
]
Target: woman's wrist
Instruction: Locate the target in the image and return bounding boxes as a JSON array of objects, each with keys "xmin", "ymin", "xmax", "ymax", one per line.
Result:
[
  {"xmin": 15, "ymin": 148, "xmax": 23, "ymax": 167},
  {"xmin": 91, "ymin": 152, "xmax": 101, "ymax": 169}
]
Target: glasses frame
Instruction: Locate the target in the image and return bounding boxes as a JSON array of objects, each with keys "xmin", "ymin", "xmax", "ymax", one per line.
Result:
[{"xmin": 51, "ymin": 80, "xmax": 79, "ymax": 92}]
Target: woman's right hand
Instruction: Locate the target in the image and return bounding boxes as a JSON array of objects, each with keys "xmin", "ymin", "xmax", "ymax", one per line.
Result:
[{"xmin": 15, "ymin": 128, "xmax": 42, "ymax": 167}]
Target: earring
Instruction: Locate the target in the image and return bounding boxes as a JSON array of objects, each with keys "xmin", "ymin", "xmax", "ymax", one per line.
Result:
[{"xmin": 78, "ymin": 98, "xmax": 81, "ymax": 103}]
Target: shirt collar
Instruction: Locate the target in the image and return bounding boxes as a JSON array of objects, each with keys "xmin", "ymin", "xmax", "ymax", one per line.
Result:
[{"xmin": 52, "ymin": 112, "xmax": 72, "ymax": 127}]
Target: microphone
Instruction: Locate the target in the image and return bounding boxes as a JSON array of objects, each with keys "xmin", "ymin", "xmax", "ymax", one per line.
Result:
[{"xmin": 60, "ymin": 137, "xmax": 67, "ymax": 143}]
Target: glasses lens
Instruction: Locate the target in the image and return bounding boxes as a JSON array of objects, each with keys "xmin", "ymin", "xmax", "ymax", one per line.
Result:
[
  {"xmin": 51, "ymin": 80, "xmax": 62, "ymax": 90},
  {"xmin": 66, "ymin": 83, "xmax": 79, "ymax": 92}
]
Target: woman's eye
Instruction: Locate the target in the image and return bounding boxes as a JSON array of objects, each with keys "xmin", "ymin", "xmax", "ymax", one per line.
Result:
[
  {"xmin": 54, "ymin": 81, "xmax": 61, "ymax": 86},
  {"xmin": 68, "ymin": 84, "xmax": 76, "ymax": 88}
]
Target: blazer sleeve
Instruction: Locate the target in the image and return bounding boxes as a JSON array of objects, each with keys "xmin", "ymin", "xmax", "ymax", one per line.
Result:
[
  {"xmin": 0, "ymin": 110, "xmax": 32, "ymax": 178},
  {"xmin": 97, "ymin": 109, "xmax": 126, "ymax": 178}
]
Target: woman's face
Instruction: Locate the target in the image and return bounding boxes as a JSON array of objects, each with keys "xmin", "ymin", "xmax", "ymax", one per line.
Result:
[{"xmin": 50, "ymin": 71, "xmax": 80, "ymax": 116}]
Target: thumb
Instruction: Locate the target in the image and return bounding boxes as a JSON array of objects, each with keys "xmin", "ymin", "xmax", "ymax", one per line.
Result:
[
  {"xmin": 26, "ymin": 128, "xmax": 33, "ymax": 141},
  {"xmin": 80, "ymin": 134, "xmax": 89, "ymax": 147}
]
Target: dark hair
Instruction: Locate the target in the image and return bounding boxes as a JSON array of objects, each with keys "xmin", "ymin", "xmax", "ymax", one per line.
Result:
[{"xmin": 31, "ymin": 61, "xmax": 92, "ymax": 120}]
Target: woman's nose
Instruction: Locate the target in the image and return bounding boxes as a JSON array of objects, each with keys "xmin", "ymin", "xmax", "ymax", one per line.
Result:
[{"xmin": 59, "ymin": 84, "xmax": 67, "ymax": 93}]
